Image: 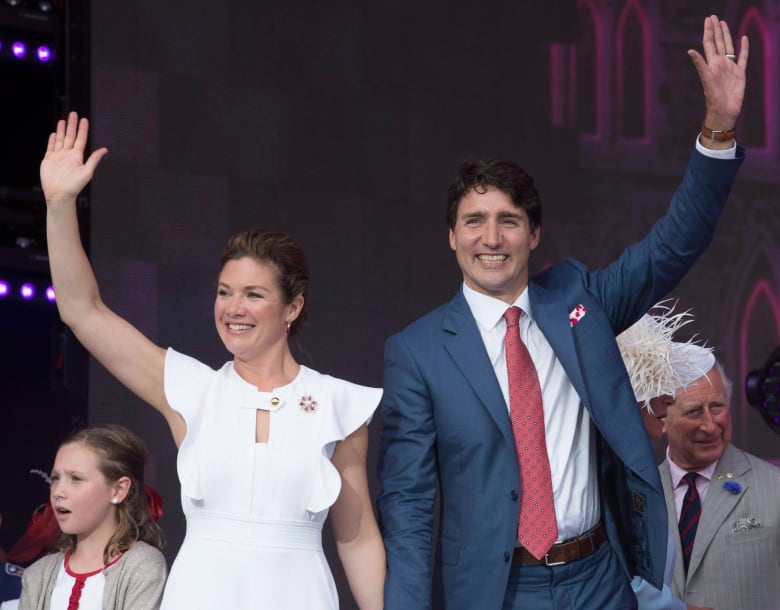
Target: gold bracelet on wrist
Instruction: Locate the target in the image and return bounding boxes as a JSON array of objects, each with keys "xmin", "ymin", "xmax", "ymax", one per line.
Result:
[{"xmin": 701, "ymin": 123, "xmax": 735, "ymax": 143}]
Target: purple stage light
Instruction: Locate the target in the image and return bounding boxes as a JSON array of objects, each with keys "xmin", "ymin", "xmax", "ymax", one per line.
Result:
[
  {"xmin": 20, "ymin": 283, "xmax": 35, "ymax": 299},
  {"xmin": 12, "ymin": 41, "xmax": 27, "ymax": 58},
  {"xmin": 36, "ymin": 45, "xmax": 53, "ymax": 63},
  {"xmin": 46, "ymin": 286, "xmax": 56, "ymax": 302},
  {"xmin": 0, "ymin": 281, "xmax": 9, "ymax": 298}
]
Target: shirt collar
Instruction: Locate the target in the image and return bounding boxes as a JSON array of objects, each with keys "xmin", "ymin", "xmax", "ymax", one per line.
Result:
[
  {"xmin": 461, "ymin": 282, "xmax": 534, "ymax": 331},
  {"xmin": 666, "ymin": 446, "xmax": 719, "ymax": 488}
]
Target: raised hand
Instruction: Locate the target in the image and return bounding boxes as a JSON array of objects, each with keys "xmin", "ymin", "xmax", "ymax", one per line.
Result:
[
  {"xmin": 40, "ymin": 111, "xmax": 108, "ymax": 206},
  {"xmin": 688, "ymin": 15, "xmax": 749, "ymax": 135}
]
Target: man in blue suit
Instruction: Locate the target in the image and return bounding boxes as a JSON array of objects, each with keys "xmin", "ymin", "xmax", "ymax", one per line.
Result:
[{"xmin": 377, "ymin": 15, "xmax": 748, "ymax": 610}]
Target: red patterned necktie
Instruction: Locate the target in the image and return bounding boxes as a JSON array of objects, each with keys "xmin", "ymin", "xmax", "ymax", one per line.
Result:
[{"xmin": 504, "ymin": 306, "xmax": 558, "ymax": 559}]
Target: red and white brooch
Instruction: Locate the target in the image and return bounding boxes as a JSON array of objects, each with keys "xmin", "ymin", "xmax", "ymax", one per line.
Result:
[{"xmin": 299, "ymin": 395, "xmax": 318, "ymax": 413}]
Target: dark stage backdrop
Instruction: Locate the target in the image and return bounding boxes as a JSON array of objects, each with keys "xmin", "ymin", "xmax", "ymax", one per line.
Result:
[{"xmin": 80, "ymin": 1, "xmax": 780, "ymax": 607}]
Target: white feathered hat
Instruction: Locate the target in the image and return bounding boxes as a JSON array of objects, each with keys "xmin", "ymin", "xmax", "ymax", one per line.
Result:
[{"xmin": 616, "ymin": 301, "xmax": 714, "ymax": 413}]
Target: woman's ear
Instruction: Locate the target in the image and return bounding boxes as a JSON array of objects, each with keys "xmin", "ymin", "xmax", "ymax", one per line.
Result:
[{"xmin": 287, "ymin": 293, "xmax": 304, "ymax": 324}]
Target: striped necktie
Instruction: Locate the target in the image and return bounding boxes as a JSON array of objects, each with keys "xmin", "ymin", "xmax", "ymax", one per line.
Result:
[{"xmin": 678, "ymin": 472, "xmax": 701, "ymax": 574}]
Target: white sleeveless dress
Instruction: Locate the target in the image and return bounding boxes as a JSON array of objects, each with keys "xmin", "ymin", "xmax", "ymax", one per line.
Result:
[{"xmin": 160, "ymin": 348, "xmax": 382, "ymax": 609}]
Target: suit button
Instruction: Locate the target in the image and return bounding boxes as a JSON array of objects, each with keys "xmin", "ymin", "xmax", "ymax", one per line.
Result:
[
  {"xmin": 510, "ymin": 490, "xmax": 518, "ymax": 501},
  {"xmin": 503, "ymin": 551, "xmax": 511, "ymax": 562}
]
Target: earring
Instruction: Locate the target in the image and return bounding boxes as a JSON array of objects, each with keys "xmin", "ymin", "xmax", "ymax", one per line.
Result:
[
  {"xmin": 111, "ymin": 498, "xmax": 119, "ymax": 505},
  {"xmin": 286, "ymin": 322, "xmax": 291, "ymax": 335}
]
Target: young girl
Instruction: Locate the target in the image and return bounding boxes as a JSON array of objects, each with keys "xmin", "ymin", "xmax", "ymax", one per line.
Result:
[{"xmin": 18, "ymin": 425, "xmax": 167, "ymax": 610}]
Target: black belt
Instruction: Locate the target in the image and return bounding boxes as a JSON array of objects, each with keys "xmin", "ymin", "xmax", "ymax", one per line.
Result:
[{"xmin": 512, "ymin": 523, "xmax": 607, "ymax": 566}]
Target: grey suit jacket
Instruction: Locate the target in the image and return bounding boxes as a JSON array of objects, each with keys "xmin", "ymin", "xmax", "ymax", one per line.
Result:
[{"xmin": 660, "ymin": 444, "xmax": 780, "ymax": 610}]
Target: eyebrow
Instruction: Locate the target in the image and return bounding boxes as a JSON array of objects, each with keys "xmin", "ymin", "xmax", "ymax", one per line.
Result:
[
  {"xmin": 497, "ymin": 211, "xmax": 525, "ymax": 220},
  {"xmin": 218, "ymin": 282, "xmax": 270, "ymax": 292},
  {"xmin": 461, "ymin": 211, "xmax": 486, "ymax": 219},
  {"xmin": 680, "ymin": 401, "xmax": 726, "ymax": 413},
  {"xmin": 461, "ymin": 210, "xmax": 525, "ymax": 221},
  {"xmin": 52, "ymin": 468, "xmax": 85, "ymax": 476}
]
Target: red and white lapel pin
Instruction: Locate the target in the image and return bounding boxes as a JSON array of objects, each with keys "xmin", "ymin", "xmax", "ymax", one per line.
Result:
[{"xmin": 569, "ymin": 304, "xmax": 588, "ymax": 327}]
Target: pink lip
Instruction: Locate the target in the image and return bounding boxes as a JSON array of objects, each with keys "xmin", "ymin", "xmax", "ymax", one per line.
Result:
[
  {"xmin": 695, "ymin": 436, "xmax": 721, "ymax": 447},
  {"xmin": 225, "ymin": 322, "xmax": 254, "ymax": 330}
]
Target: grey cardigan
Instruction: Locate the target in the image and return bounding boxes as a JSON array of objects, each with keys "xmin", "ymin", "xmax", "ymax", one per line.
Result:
[{"xmin": 18, "ymin": 541, "xmax": 167, "ymax": 610}]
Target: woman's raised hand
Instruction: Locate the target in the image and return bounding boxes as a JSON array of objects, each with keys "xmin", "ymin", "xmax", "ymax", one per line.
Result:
[{"xmin": 40, "ymin": 111, "xmax": 108, "ymax": 206}]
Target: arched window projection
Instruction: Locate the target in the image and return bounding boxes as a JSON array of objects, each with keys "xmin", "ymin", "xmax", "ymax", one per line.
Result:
[
  {"xmin": 739, "ymin": 279, "xmax": 780, "ymax": 445},
  {"xmin": 737, "ymin": 8, "xmax": 768, "ymax": 150},
  {"xmin": 615, "ymin": 0, "xmax": 648, "ymax": 140},
  {"xmin": 577, "ymin": 0, "xmax": 599, "ymax": 135},
  {"xmin": 550, "ymin": 42, "xmax": 576, "ymax": 129}
]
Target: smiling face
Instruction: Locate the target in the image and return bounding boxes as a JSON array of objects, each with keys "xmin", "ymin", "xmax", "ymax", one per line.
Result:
[
  {"xmin": 214, "ymin": 257, "xmax": 303, "ymax": 362},
  {"xmin": 50, "ymin": 442, "xmax": 125, "ymax": 541},
  {"xmin": 664, "ymin": 366, "xmax": 732, "ymax": 471},
  {"xmin": 448, "ymin": 186, "xmax": 540, "ymax": 304}
]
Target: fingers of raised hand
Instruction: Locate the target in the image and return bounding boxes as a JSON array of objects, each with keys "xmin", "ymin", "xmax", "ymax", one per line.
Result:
[
  {"xmin": 699, "ymin": 16, "xmax": 748, "ymax": 72},
  {"xmin": 50, "ymin": 117, "xmax": 67, "ymax": 151},
  {"xmin": 46, "ymin": 131, "xmax": 57, "ymax": 154},
  {"xmin": 50, "ymin": 111, "xmax": 88, "ymax": 153},
  {"xmin": 702, "ymin": 16, "xmax": 731, "ymax": 58},
  {"xmin": 735, "ymin": 34, "xmax": 750, "ymax": 68},
  {"xmin": 63, "ymin": 112, "xmax": 82, "ymax": 149},
  {"xmin": 711, "ymin": 17, "xmax": 734, "ymax": 56},
  {"xmin": 84, "ymin": 147, "xmax": 109, "ymax": 173}
]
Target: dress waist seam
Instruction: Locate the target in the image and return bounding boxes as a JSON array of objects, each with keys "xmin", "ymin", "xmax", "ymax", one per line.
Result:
[{"xmin": 186, "ymin": 510, "xmax": 323, "ymax": 550}]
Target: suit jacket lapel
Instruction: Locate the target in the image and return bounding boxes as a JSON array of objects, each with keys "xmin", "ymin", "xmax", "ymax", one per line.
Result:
[
  {"xmin": 529, "ymin": 282, "xmax": 661, "ymax": 489},
  {"xmin": 442, "ymin": 291, "xmax": 513, "ymax": 442},
  {"xmin": 659, "ymin": 459, "xmax": 686, "ymax": 592},
  {"xmin": 527, "ymin": 285, "xmax": 587, "ymax": 399},
  {"xmin": 687, "ymin": 445, "xmax": 750, "ymax": 581}
]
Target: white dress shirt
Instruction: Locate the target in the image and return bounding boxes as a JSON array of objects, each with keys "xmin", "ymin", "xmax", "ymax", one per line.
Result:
[
  {"xmin": 463, "ymin": 283, "xmax": 599, "ymax": 541},
  {"xmin": 667, "ymin": 447, "xmax": 717, "ymax": 519}
]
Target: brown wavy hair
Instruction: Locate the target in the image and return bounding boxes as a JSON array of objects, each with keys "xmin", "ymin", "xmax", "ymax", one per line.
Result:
[{"xmin": 54, "ymin": 425, "xmax": 165, "ymax": 564}]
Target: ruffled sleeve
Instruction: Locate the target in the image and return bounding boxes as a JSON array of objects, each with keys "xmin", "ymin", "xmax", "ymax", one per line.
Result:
[
  {"xmin": 306, "ymin": 376, "xmax": 382, "ymax": 515},
  {"xmin": 164, "ymin": 347, "xmax": 217, "ymax": 502}
]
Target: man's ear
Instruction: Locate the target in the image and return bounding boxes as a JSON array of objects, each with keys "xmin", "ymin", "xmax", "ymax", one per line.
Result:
[{"xmin": 529, "ymin": 226, "xmax": 541, "ymax": 251}]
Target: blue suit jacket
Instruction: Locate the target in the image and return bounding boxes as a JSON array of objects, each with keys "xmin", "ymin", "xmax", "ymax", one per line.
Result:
[{"xmin": 377, "ymin": 148, "xmax": 744, "ymax": 610}]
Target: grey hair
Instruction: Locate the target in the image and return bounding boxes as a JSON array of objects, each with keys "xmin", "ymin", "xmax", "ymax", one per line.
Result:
[{"xmin": 714, "ymin": 360, "xmax": 733, "ymax": 401}]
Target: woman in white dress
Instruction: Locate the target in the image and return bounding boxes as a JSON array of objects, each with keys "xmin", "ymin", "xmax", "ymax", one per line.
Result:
[{"xmin": 40, "ymin": 113, "xmax": 386, "ymax": 609}]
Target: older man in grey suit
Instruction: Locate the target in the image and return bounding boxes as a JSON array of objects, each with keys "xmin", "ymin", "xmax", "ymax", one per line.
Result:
[
  {"xmin": 660, "ymin": 357, "xmax": 780, "ymax": 610},
  {"xmin": 617, "ymin": 305, "xmax": 714, "ymax": 610}
]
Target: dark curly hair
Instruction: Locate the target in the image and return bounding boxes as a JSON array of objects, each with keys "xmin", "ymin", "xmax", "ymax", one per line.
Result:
[{"xmin": 446, "ymin": 159, "xmax": 542, "ymax": 231}]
